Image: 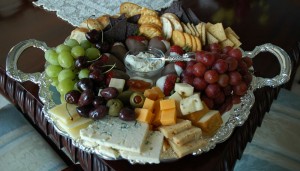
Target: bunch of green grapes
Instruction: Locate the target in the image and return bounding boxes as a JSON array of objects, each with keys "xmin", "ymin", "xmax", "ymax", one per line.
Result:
[{"xmin": 44, "ymin": 39, "xmax": 100, "ymax": 102}]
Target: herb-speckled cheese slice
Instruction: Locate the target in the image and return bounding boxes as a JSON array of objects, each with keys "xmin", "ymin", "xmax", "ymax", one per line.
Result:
[
  {"xmin": 80, "ymin": 116, "xmax": 149, "ymax": 153},
  {"xmin": 119, "ymin": 131, "xmax": 164, "ymax": 164}
]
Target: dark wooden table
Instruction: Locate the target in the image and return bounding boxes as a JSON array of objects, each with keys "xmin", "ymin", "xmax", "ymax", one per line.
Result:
[{"xmin": 0, "ymin": 0, "xmax": 299, "ymax": 171}]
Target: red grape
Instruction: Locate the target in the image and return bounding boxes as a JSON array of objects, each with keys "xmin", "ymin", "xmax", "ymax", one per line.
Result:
[
  {"xmin": 181, "ymin": 75, "xmax": 194, "ymax": 85},
  {"xmin": 222, "ymin": 46, "xmax": 233, "ymax": 55},
  {"xmin": 229, "ymin": 71, "xmax": 242, "ymax": 85},
  {"xmin": 218, "ymin": 97, "xmax": 233, "ymax": 114},
  {"xmin": 205, "ymin": 83, "xmax": 221, "ymax": 99},
  {"xmin": 223, "ymin": 85, "xmax": 233, "ymax": 96},
  {"xmin": 185, "ymin": 65, "xmax": 194, "ymax": 76},
  {"xmin": 195, "ymin": 51, "xmax": 206, "ymax": 63},
  {"xmin": 192, "ymin": 62, "xmax": 207, "ymax": 77},
  {"xmin": 193, "ymin": 77, "xmax": 207, "ymax": 91},
  {"xmin": 218, "ymin": 74, "xmax": 229, "ymax": 87},
  {"xmin": 226, "ymin": 57, "xmax": 238, "ymax": 71},
  {"xmin": 228, "ymin": 48, "xmax": 242, "ymax": 60},
  {"xmin": 209, "ymin": 43, "xmax": 222, "ymax": 53},
  {"xmin": 197, "ymin": 52, "xmax": 216, "ymax": 67},
  {"xmin": 242, "ymin": 57, "xmax": 253, "ymax": 68},
  {"xmin": 201, "ymin": 95, "xmax": 214, "ymax": 109},
  {"xmin": 233, "ymin": 81, "xmax": 248, "ymax": 96},
  {"xmin": 232, "ymin": 95, "xmax": 241, "ymax": 104},
  {"xmin": 186, "ymin": 60, "xmax": 197, "ymax": 67},
  {"xmin": 214, "ymin": 91, "xmax": 225, "ymax": 105},
  {"xmin": 243, "ymin": 73, "xmax": 253, "ymax": 86},
  {"xmin": 213, "ymin": 59, "xmax": 228, "ymax": 74},
  {"xmin": 204, "ymin": 70, "xmax": 219, "ymax": 84}
]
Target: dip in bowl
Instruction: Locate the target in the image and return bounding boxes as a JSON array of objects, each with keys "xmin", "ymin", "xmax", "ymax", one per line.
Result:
[{"xmin": 124, "ymin": 48, "xmax": 165, "ymax": 79}]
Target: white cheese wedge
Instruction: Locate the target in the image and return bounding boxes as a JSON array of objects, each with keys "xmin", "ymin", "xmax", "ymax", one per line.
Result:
[
  {"xmin": 95, "ymin": 145, "xmax": 120, "ymax": 159},
  {"xmin": 48, "ymin": 103, "xmax": 80, "ymax": 124},
  {"xmin": 57, "ymin": 120, "xmax": 92, "ymax": 139},
  {"xmin": 80, "ymin": 116, "xmax": 149, "ymax": 153},
  {"xmin": 174, "ymin": 83, "xmax": 194, "ymax": 97},
  {"xmin": 119, "ymin": 131, "xmax": 164, "ymax": 164}
]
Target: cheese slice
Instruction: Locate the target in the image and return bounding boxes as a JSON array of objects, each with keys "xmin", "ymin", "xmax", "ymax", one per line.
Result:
[
  {"xmin": 171, "ymin": 127, "xmax": 202, "ymax": 146},
  {"xmin": 159, "ymin": 119, "xmax": 192, "ymax": 138},
  {"xmin": 119, "ymin": 131, "xmax": 164, "ymax": 164},
  {"xmin": 168, "ymin": 138, "xmax": 207, "ymax": 158},
  {"xmin": 80, "ymin": 116, "xmax": 149, "ymax": 153},
  {"xmin": 57, "ymin": 120, "xmax": 92, "ymax": 139},
  {"xmin": 48, "ymin": 103, "xmax": 80, "ymax": 124}
]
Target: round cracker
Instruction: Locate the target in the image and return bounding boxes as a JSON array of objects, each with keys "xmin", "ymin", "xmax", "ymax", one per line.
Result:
[
  {"xmin": 138, "ymin": 15, "xmax": 162, "ymax": 28},
  {"xmin": 183, "ymin": 33, "xmax": 192, "ymax": 51},
  {"xmin": 171, "ymin": 30, "xmax": 185, "ymax": 48},
  {"xmin": 160, "ymin": 17, "xmax": 173, "ymax": 40},
  {"xmin": 190, "ymin": 35, "xmax": 197, "ymax": 52},
  {"xmin": 139, "ymin": 24, "xmax": 162, "ymax": 39}
]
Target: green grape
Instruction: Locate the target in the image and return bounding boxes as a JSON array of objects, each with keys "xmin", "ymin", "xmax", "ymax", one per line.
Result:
[
  {"xmin": 85, "ymin": 47, "xmax": 100, "ymax": 60},
  {"xmin": 65, "ymin": 39, "xmax": 79, "ymax": 47},
  {"xmin": 45, "ymin": 65, "xmax": 62, "ymax": 77},
  {"xmin": 58, "ymin": 51, "xmax": 74, "ymax": 68},
  {"xmin": 45, "ymin": 49, "xmax": 59, "ymax": 65},
  {"xmin": 78, "ymin": 68, "xmax": 90, "ymax": 79},
  {"xmin": 58, "ymin": 69, "xmax": 76, "ymax": 82},
  {"xmin": 51, "ymin": 77, "xmax": 59, "ymax": 87},
  {"xmin": 56, "ymin": 44, "xmax": 71, "ymax": 53},
  {"xmin": 80, "ymin": 40, "xmax": 92, "ymax": 49},
  {"xmin": 57, "ymin": 78, "xmax": 75, "ymax": 95},
  {"xmin": 71, "ymin": 45, "xmax": 85, "ymax": 58}
]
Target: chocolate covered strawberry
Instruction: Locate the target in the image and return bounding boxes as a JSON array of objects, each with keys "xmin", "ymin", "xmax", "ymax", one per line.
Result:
[
  {"xmin": 156, "ymin": 73, "xmax": 179, "ymax": 96},
  {"xmin": 125, "ymin": 35, "xmax": 148, "ymax": 52},
  {"xmin": 170, "ymin": 45, "xmax": 184, "ymax": 56}
]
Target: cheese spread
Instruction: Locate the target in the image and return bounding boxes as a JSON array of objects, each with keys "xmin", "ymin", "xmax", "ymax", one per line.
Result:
[{"xmin": 125, "ymin": 52, "xmax": 164, "ymax": 72}]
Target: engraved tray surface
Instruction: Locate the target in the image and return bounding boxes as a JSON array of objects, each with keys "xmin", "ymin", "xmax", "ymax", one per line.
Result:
[{"xmin": 6, "ymin": 39, "xmax": 291, "ymax": 164}]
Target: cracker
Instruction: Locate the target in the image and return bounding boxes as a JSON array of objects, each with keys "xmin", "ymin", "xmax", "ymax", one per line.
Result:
[
  {"xmin": 160, "ymin": 17, "xmax": 173, "ymax": 40},
  {"xmin": 207, "ymin": 23, "xmax": 227, "ymax": 41},
  {"xmin": 183, "ymin": 33, "xmax": 192, "ymax": 51},
  {"xmin": 187, "ymin": 23, "xmax": 196, "ymax": 36},
  {"xmin": 138, "ymin": 15, "xmax": 162, "ymax": 28},
  {"xmin": 120, "ymin": 2, "xmax": 142, "ymax": 17},
  {"xmin": 141, "ymin": 7, "xmax": 158, "ymax": 16},
  {"xmin": 79, "ymin": 18, "xmax": 103, "ymax": 31},
  {"xmin": 161, "ymin": 12, "xmax": 180, "ymax": 21},
  {"xmin": 227, "ymin": 33, "xmax": 242, "ymax": 47},
  {"xmin": 206, "ymin": 32, "xmax": 219, "ymax": 44},
  {"xmin": 191, "ymin": 24, "xmax": 200, "ymax": 37},
  {"xmin": 169, "ymin": 18, "xmax": 183, "ymax": 32},
  {"xmin": 225, "ymin": 27, "xmax": 239, "ymax": 39},
  {"xmin": 201, "ymin": 23, "xmax": 206, "ymax": 45},
  {"xmin": 171, "ymin": 30, "xmax": 186, "ymax": 48},
  {"xmin": 97, "ymin": 15, "xmax": 110, "ymax": 29},
  {"xmin": 194, "ymin": 36, "xmax": 202, "ymax": 51},
  {"xmin": 190, "ymin": 35, "xmax": 197, "ymax": 52},
  {"xmin": 139, "ymin": 24, "xmax": 162, "ymax": 39},
  {"xmin": 181, "ymin": 22, "xmax": 191, "ymax": 34},
  {"xmin": 220, "ymin": 38, "xmax": 234, "ymax": 48}
]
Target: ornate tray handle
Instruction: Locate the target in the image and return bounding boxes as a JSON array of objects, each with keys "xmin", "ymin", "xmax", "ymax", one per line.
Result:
[
  {"xmin": 243, "ymin": 43, "xmax": 292, "ymax": 89},
  {"xmin": 6, "ymin": 39, "xmax": 49, "ymax": 85}
]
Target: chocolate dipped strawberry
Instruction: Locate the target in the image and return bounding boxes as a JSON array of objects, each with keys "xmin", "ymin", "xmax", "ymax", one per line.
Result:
[
  {"xmin": 156, "ymin": 73, "xmax": 179, "ymax": 96},
  {"xmin": 125, "ymin": 35, "xmax": 148, "ymax": 52},
  {"xmin": 148, "ymin": 36, "xmax": 170, "ymax": 53}
]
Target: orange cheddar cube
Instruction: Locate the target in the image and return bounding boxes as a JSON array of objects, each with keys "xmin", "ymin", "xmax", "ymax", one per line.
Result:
[
  {"xmin": 160, "ymin": 99, "xmax": 176, "ymax": 110},
  {"xmin": 160, "ymin": 108, "xmax": 177, "ymax": 125},
  {"xmin": 152, "ymin": 110, "xmax": 162, "ymax": 126},
  {"xmin": 144, "ymin": 89, "xmax": 159, "ymax": 100},
  {"xmin": 153, "ymin": 99, "xmax": 161, "ymax": 115},
  {"xmin": 142, "ymin": 98, "xmax": 155, "ymax": 112},
  {"xmin": 184, "ymin": 101, "xmax": 209, "ymax": 122},
  {"xmin": 135, "ymin": 108, "xmax": 154, "ymax": 124},
  {"xmin": 195, "ymin": 110, "xmax": 223, "ymax": 136},
  {"xmin": 151, "ymin": 86, "xmax": 165, "ymax": 99}
]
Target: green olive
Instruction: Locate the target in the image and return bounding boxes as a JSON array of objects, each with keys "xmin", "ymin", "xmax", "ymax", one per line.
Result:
[
  {"xmin": 129, "ymin": 92, "xmax": 145, "ymax": 108},
  {"xmin": 106, "ymin": 99, "xmax": 124, "ymax": 116},
  {"xmin": 117, "ymin": 90, "xmax": 134, "ymax": 105}
]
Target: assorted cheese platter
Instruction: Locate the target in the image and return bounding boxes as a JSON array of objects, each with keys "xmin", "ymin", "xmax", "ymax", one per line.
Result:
[{"xmin": 6, "ymin": 1, "xmax": 291, "ymax": 164}]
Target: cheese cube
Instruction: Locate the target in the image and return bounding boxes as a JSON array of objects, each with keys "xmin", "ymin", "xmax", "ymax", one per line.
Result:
[
  {"xmin": 171, "ymin": 127, "xmax": 202, "ymax": 146},
  {"xmin": 174, "ymin": 83, "xmax": 194, "ymax": 97},
  {"xmin": 153, "ymin": 99, "xmax": 161, "ymax": 115},
  {"xmin": 160, "ymin": 108, "xmax": 177, "ymax": 126},
  {"xmin": 160, "ymin": 99, "xmax": 176, "ymax": 110},
  {"xmin": 159, "ymin": 119, "xmax": 192, "ymax": 138},
  {"xmin": 151, "ymin": 86, "xmax": 165, "ymax": 99},
  {"xmin": 184, "ymin": 101, "xmax": 209, "ymax": 122},
  {"xmin": 168, "ymin": 92, "xmax": 183, "ymax": 117},
  {"xmin": 135, "ymin": 108, "xmax": 154, "ymax": 124},
  {"xmin": 142, "ymin": 98, "xmax": 155, "ymax": 112},
  {"xmin": 108, "ymin": 78, "xmax": 126, "ymax": 93},
  {"xmin": 195, "ymin": 110, "xmax": 223, "ymax": 135},
  {"xmin": 144, "ymin": 89, "xmax": 159, "ymax": 100},
  {"xmin": 152, "ymin": 110, "xmax": 162, "ymax": 127},
  {"xmin": 180, "ymin": 94, "xmax": 203, "ymax": 115}
]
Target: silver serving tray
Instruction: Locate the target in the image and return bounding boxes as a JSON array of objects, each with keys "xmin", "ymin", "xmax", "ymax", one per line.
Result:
[{"xmin": 6, "ymin": 39, "xmax": 291, "ymax": 164}]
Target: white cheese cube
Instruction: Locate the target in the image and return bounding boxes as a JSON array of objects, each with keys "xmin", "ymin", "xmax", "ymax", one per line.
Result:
[
  {"xmin": 108, "ymin": 78, "xmax": 126, "ymax": 93},
  {"xmin": 180, "ymin": 94, "xmax": 203, "ymax": 115},
  {"xmin": 174, "ymin": 83, "xmax": 194, "ymax": 97}
]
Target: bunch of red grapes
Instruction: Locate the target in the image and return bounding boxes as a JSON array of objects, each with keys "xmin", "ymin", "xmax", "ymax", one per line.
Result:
[{"xmin": 180, "ymin": 43, "xmax": 253, "ymax": 113}]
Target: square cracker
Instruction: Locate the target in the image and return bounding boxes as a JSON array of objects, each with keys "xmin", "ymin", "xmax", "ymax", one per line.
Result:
[{"xmin": 207, "ymin": 23, "xmax": 227, "ymax": 41}]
